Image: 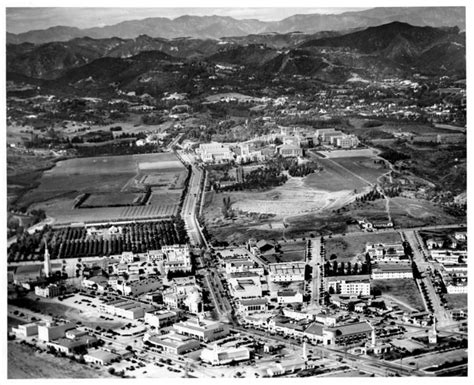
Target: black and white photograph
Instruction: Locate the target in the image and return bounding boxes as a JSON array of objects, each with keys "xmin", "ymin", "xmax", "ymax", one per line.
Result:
[{"xmin": 3, "ymin": 0, "xmax": 470, "ymax": 380}]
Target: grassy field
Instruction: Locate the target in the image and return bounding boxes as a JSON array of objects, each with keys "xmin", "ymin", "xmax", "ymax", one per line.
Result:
[
  {"xmin": 371, "ymin": 279, "xmax": 425, "ymax": 311},
  {"xmin": 304, "ymin": 158, "xmax": 369, "ymax": 192},
  {"xmin": 18, "ymin": 152, "xmax": 186, "ymax": 223},
  {"xmin": 325, "ymin": 231, "xmax": 402, "ymax": 261},
  {"xmin": 443, "ymin": 294, "xmax": 468, "ymax": 310},
  {"xmin": 332, "ymin": 156, "xmax": 388, "ymax": 184},
  {"xmin": 80, "ymin": 192, "xmax": 144, "ymax": 207},
  {"xmin": 8, "ymin": 342, "xmax": 113, "ymax": 379}
]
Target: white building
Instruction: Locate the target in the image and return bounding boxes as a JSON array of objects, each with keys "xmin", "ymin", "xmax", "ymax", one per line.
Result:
[
  {"xmin": 326, "ymin": 275, "xmax": 371, "ymax": 296},
  {"xmin": 35, "ymin": 283, "xmax": 61, "ymax": 298},
  {"xmin": 201, "ymin": 345, "xmax": 250, "ymax": 365},
  {"xmin": 84, "ymin": 349, "xmax": 119, "ymax": 365},
  {"xmin": 38, "ymin": 322, "xmax": 76, "ymax": 342},
  {"xmin": 268, "ymin": 262, "xmax": 305, "ymax": 283},
  {"xmin": 99, "ymin": 299, "xmax": 154, "ymax": 320},
  {"xmin": 371, "ymin": 264, "xmax": 413, "ymax": 280},
  {"xmin": 173, "ymin": 317, "xmax": 229, "ymax": 342},
  {"xmin": 144, "ymin": 332, "xmax": 200, "ymax": 355},
  {"xmin": 12, "ymin": 323, "xmax": 39, "ymax": 338},
  {"xmin": 163, "ymin": 245, "xmax": 192, "ymax": 273},
  {"xmin": 198, "ymin": 142, "xmax": 234, "ymax": 163},
  {"xmin": 276, "ymin": 290, "xmax": 303, "ymax": 304},
  {"xmin": 117, "ymin": 276, "xmax": 162, "ymax": 296},
  {"xmin": 237, "ymin": 298, "xmax": 268, "ymax": 315},
  {"xmin": 228, "ymin": 272, "xmax": 262, "ymax": 299},
  {"xmin": 144, "ymin": 310, "xmax": 180, "ymax": 329}
]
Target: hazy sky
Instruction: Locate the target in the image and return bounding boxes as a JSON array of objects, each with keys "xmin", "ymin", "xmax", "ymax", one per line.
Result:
[{"xmin": 6, "ymin": 7, "xmax": 369, "ymax": 34}]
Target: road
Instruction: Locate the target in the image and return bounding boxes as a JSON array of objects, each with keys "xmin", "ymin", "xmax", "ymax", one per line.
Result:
[
  {"xmin": 307, "ymin": 237, "xmax": 322, "ymax": 310},
  {"xmin": 403, "ymin": 230, "xmax": 453, "ymax": 327}
]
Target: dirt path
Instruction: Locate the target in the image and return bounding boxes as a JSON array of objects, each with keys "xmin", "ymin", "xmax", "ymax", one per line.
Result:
[{"xmin": 382, "ymin": 294, "xmax": 418, "ymax": 312}]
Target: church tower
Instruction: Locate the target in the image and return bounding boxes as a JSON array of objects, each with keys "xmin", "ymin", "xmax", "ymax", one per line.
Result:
[{"xmin": 44, "ymin": 239, "xmax": 51, "ymax": 277}]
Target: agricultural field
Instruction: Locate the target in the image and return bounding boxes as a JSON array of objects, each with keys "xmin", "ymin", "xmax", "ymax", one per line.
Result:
[
  {"xmin": 371, "ymin": 279, "xmax": 425, "ymax": 312},
  {"xmin": 324, "ymin": 231, "xmax": 402, "ymax": 262},
  {"xmin": 17, "ymin": 152, "xmax": 188, "ymax": 223},
  {"xmin": 8, "ymin": 219, "xmax": 187, "ymax": 262}
]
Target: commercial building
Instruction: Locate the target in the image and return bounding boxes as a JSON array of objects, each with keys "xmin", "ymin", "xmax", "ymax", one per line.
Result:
[
  {"xmin": 145, "ymin": 332, "xmax": 200, "ymax": 355},
  {"xmin": 99, "ymin": 299, "xmax": 154, "ymax": 320},
  {"xmin": 228, "ymin": 272, "xmax": 262, "ymax": 299},
  {"xmin": 38, "ymin": 322, "xmax": 76, "ymax": 342},
  {"xmin": 199, "ymin": 142, "xmax": 234, "ymax": 163},
  {"xmin": 430, "ymin": 249, "xmax": 467, "ymax": 264},
  {"xmin": 323, "ymin": 321, "xmax": 373, "ymax": 346},
  {"xmin": 237, "ymin": 298, "xmax": 268, "ymax": 315},
  {"xmin": 35, "ymin": 283, "xmax": 61, "ymax": 298},
  {"xmin": 268, "ymin": 262, "xmax": 305, "ymax": 283},
  {"xmin": 277, "ymin": 144, "xmax": 303, "ymax": 158},
  {"xmin": 117, "ymin": 276, "xmax": 162, "ymax": 296},
  {"xmin": 173, "ymin": 317, "xmax": 229, "ymax": 342},
  {"xmin": 12, "ymin": 322, "xmax": 39, "ymax": 338},
  {"xmin": 201, "ymin": 345, "xmax": 251, "ymax": 365},
  {"xmin": 46, "ymin": 334, "xmax": 99, "ymax": 355},
  {"xmin": 371, "ymin": 264, "xmax": 413, "ymax": 280},
  {"xmin": 84, "ymin": 349, "xmax": 119, "ymax": 365},
  {"xmin": 326, "ymin": 275, "xmax": 371, "ymax": 296},
  {"xmin": 144, "ymin": 310, "xmax": 181, "ymax": 329},
  {"xmin": 162, "ymin": 245, "xmax": 192, "ymax": 273},
  {"xmin": 276, "ymin": 290, "xmax": 303, "ymax": 304},
  {"xmin": 365, "ymin": 243, "xmax": 405, "ymax": 260}
]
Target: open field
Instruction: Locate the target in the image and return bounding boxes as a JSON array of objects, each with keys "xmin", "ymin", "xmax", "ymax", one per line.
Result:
[
  {"xmin": 325, "ymin": 232, "xmax": 402, "ymax": 261},
  {"xmin": 401, "ymin": 348, "xmax": 467, "ymax": 370},
  {"xmin": 316, "ymin": 148, "xmax": 378, "ymax": 158},
  {"xmin": 259, "ymin": 240, "xmax": 307, "ymax": 263},
  {"xmin": 331, "ymin": 156, "xmax": 388, "ymax": 184},
  {"xmin": 371, "ymin": 279, "xmax": 425, "ymax": 312},
  {"xmin": 443, "ymin": 294, "xmax": 467, "ymax": 310},
  {"xmin": 19, "ymin": 152, "xmax": 186, "ymax": 223},
  {"xmin": 8, "ymin": 341, "xmax": 113, "ymax": 379},
  {"xmin": 304, "ymin": 158, "xmax": 372, "ymax": 192}
]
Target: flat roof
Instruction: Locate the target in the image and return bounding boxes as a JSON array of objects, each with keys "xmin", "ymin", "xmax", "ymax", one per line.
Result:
[
  {"xmin": 85, "ymin": 349, "xmax": 118, "ymax": 361},
  {"xmin": 374, "ymin": 264, "xmax": 412, "ymax": 272},
  {"xmin": 330, "ymin": 321, "xmax": 372, "ymax": 335}
]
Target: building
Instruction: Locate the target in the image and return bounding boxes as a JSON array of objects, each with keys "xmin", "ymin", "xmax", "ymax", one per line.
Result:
[
  {"xmin": 144, "ymin": 332, "xmax": 200, "ymax": 355},
  {"xmin": 260, "ymin": 358, "xmax": 306, "ymax": 377},
  {"xmin": 173, "ymin": 317, "xmax": 229, "ymax": 342},
  {"xmin": 228, "ymin": 272, "xmax": 262, "ymax": 299},
  {"xmin": 35, "ymin": 283, "xmax": 61, "ymax": 298},
  {"xmin": 237, "ymin": 298, "xmax": 268, "ymax": 315},
  {"xmin": 201, "ymin": 345, "xmax": 251, "ymax": 365},
  {"xmin": 82, "ymin": 276, "xmax": 108, "ymax": 290},
  {"xmin": 199, "ymin": 142, "xmax": 234, "ymax": 163},
  {"xmin": 224, "ymin": 259, "xmax": 264, "ymax": 276},
  {"xmin": 38, "ymin": 322, "xmax": 76, "ymax": 342},
  {"xmin": 99, "ymin": 299, "xmax": 154, "ymax": 320},
  {"xmin": 84, "ymin": 349, "xmax": 119, "ymax": 365},
  {"xmin": 277, "ymin": 144, "xmax": 303, "ymax": 158},
  {"xmin": 46, "ymin": 334, "xmax": 98, "ymax": 355},
  {"xmin": 282, "ymin": 309, "xmax": 314, "ymax": 322},
  {"xmin": 326, "ymin": 275, "xmax": 371, "ymax": 296},
  {"xmin": 43, "ymin": 241, "xmax": 51, "ymax": 277},
  {"xmin": 144, "ymin": 310, "xmax": 181, "ymax": 329},
  {"xmin": 276, "ymin": 290, "xmax": 303, "ymax": 304},
  {"xmin": 12, "ymin": 322, "xmax": 39, "ymax": 338},
  {"xmin": 371, "ymin": 264, "xmax": 413, "ymax": 280},
  {"xmin": 117, "ymin": 276, "xmax": 162, "ymax": 296},
  {"xmin": 445, "ymin": 284, "xmax": 468, "ymax": 294},
  {"xmin": 13, "ymin": 264, "xmax": 43, "ymax": 284},
  {"xmin": 430, "ymin": 249, "xmax": 466, "ymax": 264},
  {"xmin": 336, "ymin": 134, "xmax": 359, "ymax": 149},
  {"xmin": 163, "ymin": 245, "xmax": 192, "ymax": 273},
  {"xmin": 268, "ymin": 262, "xmax": 305, "ymax": 283},
  {"xmin": 323, "ymin": 321, "xmax": 373, "ymax": 346},
  {"xmin": 365, "ymin": 243, "xmax": 405, "ymax": 260}
]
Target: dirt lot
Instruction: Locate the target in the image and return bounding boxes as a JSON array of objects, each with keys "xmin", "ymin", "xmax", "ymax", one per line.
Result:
[
  {"xmin": 324, "ymin": 231, "xmax": 402, "ymax": 261},
  {"xmin": 331, "ymin": 156, "xmax": 388, "ymax": 184},
  {"xmin": 443, "ymin": 294, "xmax": 467, "ymax": 310},
  {"xmin": 371, "ymin": 279, "xmax": 425, "ymax": 312},
  {"xmin": 8, "ymin": 341, "xmax": 113, "ymax": 379}
]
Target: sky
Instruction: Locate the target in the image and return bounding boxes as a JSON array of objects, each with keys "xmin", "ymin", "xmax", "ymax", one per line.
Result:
[{"xmin": 6, "ymin": 7, "xmax": 369, "ymax": 34}]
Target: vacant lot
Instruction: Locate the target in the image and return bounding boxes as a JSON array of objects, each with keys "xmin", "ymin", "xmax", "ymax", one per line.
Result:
[
  {"xmin": 371, "ymin": 279, "xmax": 425, "ymax": 311},
  {"xmin": 8, "ymin": 342, "xmax": 112, "ymax": 379},
  {"xmin": 325, "ymin": 232, "xmax": 402, "ymax": 261},
  {"xmin": 332, "ymin": 156, "xmax": 388, "ymax": 184},
  {"xmin": 80, "ymin": 192, "xmax": 144, "ymax": 208},
  {"xmin": 304, "ymin": 158, "xmax": 371, "ymax": 192},
  {"xmin": 443, "ymin": 294, "xmax": 468, "ymax": 310}
]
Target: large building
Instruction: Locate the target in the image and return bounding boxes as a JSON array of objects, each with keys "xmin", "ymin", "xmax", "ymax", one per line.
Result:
[
  {"xmin": 38, "ymin": 322, "xmax": 76, "ymax": 342},
  {"xmin": 162, "ymin": 245, "xmax": 192, "ymax": 273},
  {"xmin": 371, "ymin": 264, "xmax": 413, "ymax": 280},
  {"xmin": 99, "ymin": 299, "xmax": 154, "ymax": 320},
  {"xmin": 237, "ymin": 298, "xmax": 268, "ymax": 315},
  {"xmin": 84, "ymin": 349, "xmax": 119, "ymax": 365},
  {"xmin": 323, "ymin": 321, "xmax": 373, "ymax": 346},
  {"xmin": 201, "ymin": 345, "xmax": 251, "ymax": 365},
  {"xmin": 145, "ymin": 332, "xmax": 200, "ymax": 355},
  {"xmin": 228, "ymin": 272, "xmax": 262, "ymax": 299},
  {"xmin": 277, "ymin": 144, "xmax": 303, "ymax": 158},
  {"xmin": 116, "ymin": 276, "xmax": 162, "ymax": 296},
  {"xmin": 268, "ymin": 262, "xmax": 305, "ymax": 283},
  {"xmin": 35, "ymin": 283, "xmax": 61, "ymax": 298},
  {"xmin": 199, "ymin": 142, "xmax": 234, "ymax": 163},
  {"xmin": 144, "ymin": 310, "xmax": 181, "ymax": 329},
  {"xmin": 173, "ymin": 317, "xmax": 229, "ymax": 342},
  {"xmin": 326, "ymin": 275, "xmax": 371, "ymax": 296}
]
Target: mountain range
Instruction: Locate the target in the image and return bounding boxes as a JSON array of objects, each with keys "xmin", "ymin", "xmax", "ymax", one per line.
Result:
[
  {"xmin": 7, "ymin": 7, "xmax": 465, "ymax": 44},
  {"xmin": 6, "ymin": 22, "xmax": 465, "ymax": 97}
]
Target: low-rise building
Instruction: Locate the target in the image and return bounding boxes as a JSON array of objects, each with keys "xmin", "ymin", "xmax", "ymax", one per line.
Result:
[
  {"xmin": 201, "ymin": 345, "xmax": 251, "ymax": 365},
  {"xmin": 326, "ymin": 275, "xmax": 371, "ymax": 296},
  {"xmin": 323, "ymin": 321, "xmax": 373, "ymax": 346},
  {"xmin": 46, "ymin": 334, "xmax": 98, "ymax": 355},
  {"xmin": 84, "ymin": 349, "xmax": 119, "ymax": 365},
  {"xmin": 228, "ymin": 272, "xmax": 262, "ymax": 299},
  {"xmin": 276, "ymin": 290, "xmax": 303, "ymax": 304},
  {"xmin": 99, "ymin": 299, "xmax": 154, "ymax": 320},
  {"xmin": 35, "ymin": 283, "xmax": 61, "ymax": 298},
  {"xmin": 145, "ymin": 332, "xmax": 200, "ymax": 355},
  {"xmin": 144, "ymin": 310, "xmax": 181, "ymax": 329},
  {"xmin": 173, "ymin": 317, "xmax": 229, "ymax": 342},
  {"xmin": 268, "ymin": 262, "xmax": 305, "ymax": 283},
  {"xmin": 371, "ymin": 264, "xmax": 413, "ymax": 280},
  {"xmin": 237, "ymin": 298, "xmax": 268, "ymax": 315},
  {"xmin": 163, "ymin": 245, "xmax": 192, "ymax": 273},
  {"xmin": 12, "ymin": 322, "xmax": 39, "ymax": 338},
  {"xmin": 38, "ymin": 322, "xmax": 76, "ymax": 342}
]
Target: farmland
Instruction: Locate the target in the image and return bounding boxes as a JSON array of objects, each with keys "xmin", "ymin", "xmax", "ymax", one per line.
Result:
[
  {"xmin": 8, "ymin": 218, "xmax": 187, "ymax": 262},
  {"xmin": 18, "ymin": 152, "xmax": 188, "ymax": 223}
]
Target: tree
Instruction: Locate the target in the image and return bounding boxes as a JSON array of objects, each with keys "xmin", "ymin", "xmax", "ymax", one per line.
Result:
[{"xmin": 108, "ymin": 367, "xmax": 115, "ymax": 375}]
